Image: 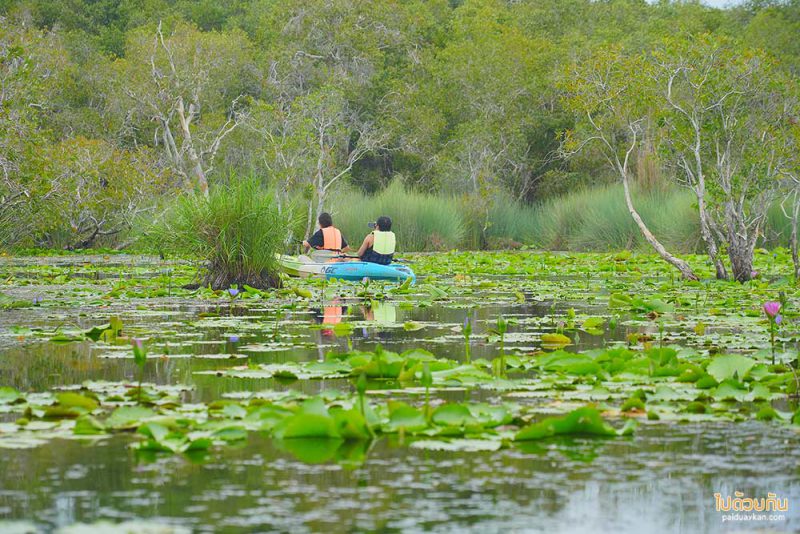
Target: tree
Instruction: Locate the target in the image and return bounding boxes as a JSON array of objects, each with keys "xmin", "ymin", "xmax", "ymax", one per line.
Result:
[
  {"xmin": 117, "ymin": 21, "xmax": 252, "ymax": 196},
  {"xmin": 779, "ymin": 100, "xmax": 800, "ymax": 281},
  {"xmin": 652, "ymin": 35, "xmax": 795, "ymax": 281},
  {"xmin": 0, "ymin": 18, "xmax": 62, "ymax": 246},
  {"xmin": 43, "ymin": 138, "xmax": 167, "ymax": 249},
  {"xmin": 560, "ymin": 48, "xmax": 699, "ymax": 280},
  {"xmin": 296, "ymin": 86, "xmax": 386, "ymax": 238},
  {"xmin": 240, "ymin": 99, "xmax": 313, "ymax": 217}
]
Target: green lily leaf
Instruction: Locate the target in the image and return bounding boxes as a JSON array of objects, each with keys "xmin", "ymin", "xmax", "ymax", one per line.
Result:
[
  {"xmin": 706, "ymin": 354, "xmax": 756, "ymax": 382},
  {"xmin": 431, "ymin": 404, "xmax": 476, "ymax": 427},
  {"xmin": 383, "ymin": 402, "xmax": 428, "ymax": 433},
  {"xmin": 515, "ymin": 407, "xmax": 633, "ymax": 441}
]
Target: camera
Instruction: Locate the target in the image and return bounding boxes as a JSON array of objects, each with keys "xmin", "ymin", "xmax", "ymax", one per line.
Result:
[{"xmin": 367, "ymin": 221, "xmax": 377, "ymax": 229}]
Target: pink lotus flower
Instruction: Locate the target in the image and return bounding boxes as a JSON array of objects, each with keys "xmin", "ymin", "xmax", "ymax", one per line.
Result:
[{"xmin": 763, "ymin": 301, "xmax": 781, "ymax": 318}]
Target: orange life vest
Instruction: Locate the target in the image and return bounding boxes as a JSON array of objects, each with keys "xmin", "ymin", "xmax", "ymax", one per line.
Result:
[{"xmin": 321, "ymin": 226, "xmax": 343, "ymax": 251}]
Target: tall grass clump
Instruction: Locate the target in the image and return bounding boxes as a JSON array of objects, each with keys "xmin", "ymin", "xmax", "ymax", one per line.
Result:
[
  {"xmin": 458, "ymin": 193, "xmax": 539, "ymax": 250},
  {"xmin": 329, "ymin": 181, "xmax": 464, "ymax": 251},
  {"xmin": 764, "ymin": 201, "xmax": 794, "ymax": 249},
  {"xmin": 148, "ymin": 177, "xmax": 287, "ymax": 289},
  {"xmin": 530, "ymin": 184, "xmax": 700, "ymax": 252},
  {"xmin": 485, "ymin": 193, "xmax": 539, "ymax": 248}
]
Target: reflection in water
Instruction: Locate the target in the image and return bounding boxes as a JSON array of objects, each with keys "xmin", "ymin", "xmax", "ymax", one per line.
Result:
[
  {"xmin": 364, "ymin": 302, "xmax": 397, "ymax": 325},
  {"xmin": 312, "ymin": 297, "xmax": 346, "ymax": 338}
]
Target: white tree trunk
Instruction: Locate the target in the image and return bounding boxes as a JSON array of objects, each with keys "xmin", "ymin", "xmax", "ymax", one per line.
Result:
[
  {"xmin": 696, "ymin": 187, "xmax": 728, "ymax": 279},
  {"xmin": 176, "ymin": 98, "xmax": 209, "ymax": 197},
  {"xmin": 621, "ymin": 170, "xmax": 699, "ymax": 280}
]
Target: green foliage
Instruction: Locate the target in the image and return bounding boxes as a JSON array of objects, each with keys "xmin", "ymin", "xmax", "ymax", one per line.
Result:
[
  {"xmin": 146, "ymin": 176, "xmax": 287, "ymax": 289},
  {"xmin": 483, "ymin": 193, "xmax": 539, "ymax": 248},
  {"xmin": 3, "ymin": 0, "xmax": 800, "ymax": 254}
]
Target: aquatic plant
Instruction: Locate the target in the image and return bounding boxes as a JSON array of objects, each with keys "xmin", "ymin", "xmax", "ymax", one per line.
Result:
[
  {"xmin": 147, "ymin": 177, "xmax": 287, "ymax": 290},
  {"xmin": 463, "ymin": 315, "xmax": 472, "ymax": 364},
  {"xmin": 355, "ymin": 373, "xmax": 374, "ymax": 438},
  {"xmin": 764, "ymin": 301, "xmax": 781, "ymax": 364},
  {"xmin": 514, "ymin": 406, "xmax": 635, "ymax": 441},
  {"xmin": 131, "ymin": 338, "xmax": 147, "ymax": 404},
  {"xmin": 490, "ymin": 316, "xmax": 509, "ymax": 377},
  {"xmin": 421, "ymin": 363, "xmax": 433, "ymax": 420}
]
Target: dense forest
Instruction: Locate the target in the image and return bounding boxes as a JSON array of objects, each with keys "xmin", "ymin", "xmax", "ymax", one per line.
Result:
[{"xmin": 1, "ymin": 1, "xmax": 800, "ymax": 274}]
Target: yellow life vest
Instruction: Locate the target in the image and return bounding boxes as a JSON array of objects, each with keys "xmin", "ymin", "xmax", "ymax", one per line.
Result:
[{"xmin": 372, "ymin": 230, "xmax": 396, "ymax": 255}]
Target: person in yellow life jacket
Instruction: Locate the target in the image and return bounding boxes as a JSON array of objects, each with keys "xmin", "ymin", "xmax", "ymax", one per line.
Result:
[
  {"xmin": 303, "ymin": 212, "xmax": 349, "ymax": 253},
  {"xmin": 357, "ymin": 216, "xmax": 396, "ymax": 265}
]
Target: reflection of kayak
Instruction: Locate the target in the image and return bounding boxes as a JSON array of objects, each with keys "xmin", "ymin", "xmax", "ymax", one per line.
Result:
[{"xmin": 277, "ymin": 254, "xmax": 415, "ymax": 283}]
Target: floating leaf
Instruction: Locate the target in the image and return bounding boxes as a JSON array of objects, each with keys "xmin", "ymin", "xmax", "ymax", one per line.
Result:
[
  {"xmin": 411, "ymin": 439, "xmax": 502, "ymax": 452},
  {"xmin": 56, "ymin": 392, "xmax": 98, "ymax": 412},
  {"xmin": 105, "ymin": 406, "xmax": 157, "ymax": 430},
  {"xmin": 515, "ymin": 407, "xmax": 634, "ymax": 441},
  {"xmin": 431, "ymin": 404, "xmax": 476, "ymax": 427},
  {"xmin": 292, "ymin": 287, "xmax": 313, "ymax": 299},
  {"xmin": 384, "ymin": 402, "xmax": 427, "ymax": 433},
  {"xmin": 706, "ymin": 354, "xmax": 756, "ymax": 382},
  {"xmin": 0, "ymin": 387, "xmax": 22, "ymax": 404},
  {"xmin": 540, "ymin": 333, "xmax": 572, "ymax": 348},
  {"xmin": 274, "ymin": 414, "xmax": 340, "ymax": 439}
]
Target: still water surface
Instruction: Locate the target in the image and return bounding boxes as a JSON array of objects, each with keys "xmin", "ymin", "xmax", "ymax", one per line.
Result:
[{"xmin": 0, "ymin": 257, "xmax": 797, "ymax": 532}]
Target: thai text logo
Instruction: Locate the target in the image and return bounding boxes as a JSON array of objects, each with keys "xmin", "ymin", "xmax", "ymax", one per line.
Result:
[{"xmin": 714, "ymin": 491, "xmax": 788, "ymax": 523}]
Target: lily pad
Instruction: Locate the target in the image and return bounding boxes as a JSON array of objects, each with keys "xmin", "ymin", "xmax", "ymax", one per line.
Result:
[{"xmin": 706, "ymin": 355, "xmax": 756, "ymax": 382}]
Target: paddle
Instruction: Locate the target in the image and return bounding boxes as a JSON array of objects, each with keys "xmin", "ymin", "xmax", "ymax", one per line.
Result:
[
  {"xmin": 290, "ymin": 239, "xmax": 346, "ymax": 253},
  {"xmin": 335, "ymin": 254, "xmax": 415, "ymax": 264}
]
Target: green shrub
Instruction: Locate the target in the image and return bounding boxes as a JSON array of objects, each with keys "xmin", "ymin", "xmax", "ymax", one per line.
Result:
[{"xmin": 147, "ymin": 177, "xmax": 287, "ymax": 289}]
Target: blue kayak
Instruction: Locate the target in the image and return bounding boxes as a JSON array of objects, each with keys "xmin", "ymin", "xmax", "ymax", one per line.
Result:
[
  {"xmin": 321, "ymin": 261, "xmax": 415, "ymax": 282},
  {"xmin": 278, "ymin": 254, "xmax": 415, "ymax": 283}
]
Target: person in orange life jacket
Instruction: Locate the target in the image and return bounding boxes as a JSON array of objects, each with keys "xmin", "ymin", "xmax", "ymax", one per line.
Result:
[
  {"xmin": 303, "ymin": 212, "xmax": 349, "ymax": 253},
  {"xmin": 356, "ymin": 216, "xmax": 396, "ymax": 265}
]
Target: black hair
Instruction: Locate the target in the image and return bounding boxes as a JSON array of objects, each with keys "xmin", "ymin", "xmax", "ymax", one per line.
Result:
[
  {"xmin": 376, "ymin": 216, "xmax": 392, "ymax": 231},
  {"xmin": 318, "ymin": 212, "xmax": 333, "ymax": 228}
]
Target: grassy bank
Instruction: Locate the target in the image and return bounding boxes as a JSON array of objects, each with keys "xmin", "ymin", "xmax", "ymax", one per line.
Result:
[
  {"xmin": 528, "ymin": 185, "xmax": 701, "ymax": 252},
  {"xmin": 328, "ymin": 182, "xmax": 540, "ymax": 252},
  {"xmin": 529, "ymin": 184, "xmax": 792, "ymax": 252},
  {"xmin": 330, "ymin": 182, "xmax": 792, "ymax": 253},
  {"xmin": 30, "ymin": 181, "xmax": 790, "ymax": 256}
]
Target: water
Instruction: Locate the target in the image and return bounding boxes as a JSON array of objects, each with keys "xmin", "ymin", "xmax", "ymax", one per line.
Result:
[
  {"xmin": 1, "ymin": 424, "xmax": 798, "ymax": 532},
  {"xmin": 0, "ymin": 255, "xmax": 798, "ymax": 533}
]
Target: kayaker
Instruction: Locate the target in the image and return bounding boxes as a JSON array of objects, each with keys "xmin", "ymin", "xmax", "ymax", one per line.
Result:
[
  {"xmin": 357, "ymin": 216, "xmax": 396, "ymax": 265},
  {"xmin": 303, "ymin": 212, "xmax": 349, "ymax": 254}
]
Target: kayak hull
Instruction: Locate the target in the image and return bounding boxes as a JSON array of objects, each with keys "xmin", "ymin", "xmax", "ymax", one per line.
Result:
[
  {"xmin": 277, "ymin": 254, "xmax": 415, "ymax": 282},
  {"xmin": 276, "ymin": 255, "xmax": 325, "ymax": 278},
  {"xmin": 321, "ymin": 261, "xmax": 415, "ymax": 282}
]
